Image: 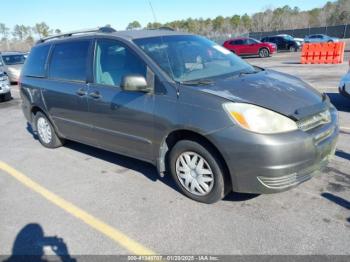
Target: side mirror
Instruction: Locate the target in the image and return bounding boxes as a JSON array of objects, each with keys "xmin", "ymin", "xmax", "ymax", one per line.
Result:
[{"xmin": 121, "ymin": 75, "xmax": 151, "ymax": 93}]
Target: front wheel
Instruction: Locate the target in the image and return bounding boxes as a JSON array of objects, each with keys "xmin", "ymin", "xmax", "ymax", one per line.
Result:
[
  {"xmin": 258, "ymin": 48, "xmax": 270, "ymax": 58},
  {"xmin": 169, "ymin": 140, "xmax": 227, "ymax": 204},
  {"xmin": 34, "ymin": 112, "xmax": 64, "ymax": 148},
  {"xmin": 290, "ymin": 46, "xmax": 298, "ymax": 52}
]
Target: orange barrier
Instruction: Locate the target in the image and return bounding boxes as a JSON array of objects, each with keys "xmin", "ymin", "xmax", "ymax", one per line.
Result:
[{"xmin": 301, "ymin": 42, "xmax": 346, "ymax": 64}]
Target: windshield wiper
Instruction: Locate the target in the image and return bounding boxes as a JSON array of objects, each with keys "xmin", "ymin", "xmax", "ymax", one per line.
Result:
[
  {"xmin": 239, "ymin": 66, "xmax": 265, "ymax": 77},
  {"xmin": 180, "ymin": 79, "xmax": 214, "ymax": 86},
  {"xmin": 239, "ymin": 70, "xmax": 259, "ymax": 77}
]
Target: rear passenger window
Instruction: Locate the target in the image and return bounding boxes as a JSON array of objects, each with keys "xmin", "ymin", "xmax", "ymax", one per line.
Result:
[
  {"xmin": 94, "ymin": 39, "xmax": 146, "ymax": 87},
  {"xmin": 49, "ymin": 41, "xmax": 90, "ymax": 82},
  {"xmin": 23, "ymin": 45, "xmax": 50, "ymax": 77},
  {"xmin": 233, "ymin": 40, "xmax": 244, "ymax": 45}
]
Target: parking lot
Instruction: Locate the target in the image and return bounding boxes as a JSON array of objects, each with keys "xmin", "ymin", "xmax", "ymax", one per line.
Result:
[{"xmin": 0, "ymin": 51, "xmax": 350, "ymax": 257}]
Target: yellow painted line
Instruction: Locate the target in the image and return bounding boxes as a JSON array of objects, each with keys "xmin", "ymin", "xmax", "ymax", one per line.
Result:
[{"xmin": 0, "ymin": 161, "xmax": 155, "ymax": 255}]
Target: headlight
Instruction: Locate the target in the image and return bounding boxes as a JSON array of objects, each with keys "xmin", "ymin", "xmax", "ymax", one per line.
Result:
[
  {"xmin": 0, "ymin": 75, "xmax": 8, "ymax": 82},
  {"xmin": 223, "ymin": 103, "xmax": 298, "ymax": 134}
]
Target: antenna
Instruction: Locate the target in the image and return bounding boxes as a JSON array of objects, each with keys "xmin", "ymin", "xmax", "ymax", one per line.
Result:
[{"xmin": 148, "ymin": 0, "xmax": 158, "ymax": 23}]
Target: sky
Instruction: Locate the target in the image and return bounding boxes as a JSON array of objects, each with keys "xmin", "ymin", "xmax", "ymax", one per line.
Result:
[{"xmin": 1, "ymin": 0, "xmax": 332, "ymax": 32}]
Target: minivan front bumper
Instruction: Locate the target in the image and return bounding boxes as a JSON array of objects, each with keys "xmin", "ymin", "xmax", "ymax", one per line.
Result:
[{"xmin": 206, "ymin": 110, "xmax": 339, "ymax": 194}]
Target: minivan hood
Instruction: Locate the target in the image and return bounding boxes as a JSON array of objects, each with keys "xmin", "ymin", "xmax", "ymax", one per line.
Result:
[{"xmin": 197, "ymin": 70, "xmax": 326, "ymax": 119}]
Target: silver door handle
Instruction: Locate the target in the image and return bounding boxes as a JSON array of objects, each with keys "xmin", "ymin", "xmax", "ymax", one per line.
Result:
[
  {"xmin": 89, "ymin": 91, "xmax": 101, "ymax": 99},
  {"xmin": 76, "ymin": 88, "xmax": 87, "ymax": 96}
]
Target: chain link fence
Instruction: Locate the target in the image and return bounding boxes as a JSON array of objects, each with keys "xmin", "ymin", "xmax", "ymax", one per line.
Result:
[{"xmin": 249, "ymin": 24, "xmax": 350, "ymax": 40}]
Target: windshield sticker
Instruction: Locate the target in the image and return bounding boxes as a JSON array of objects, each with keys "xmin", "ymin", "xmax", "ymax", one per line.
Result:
[{"xmin": 213, "ymin": 45, "xmax": 231, "ymax": 55}]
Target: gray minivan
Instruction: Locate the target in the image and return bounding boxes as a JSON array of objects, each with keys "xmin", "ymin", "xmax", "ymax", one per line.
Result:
[{"xmin": 20, "ymin": 28, "xmax": 339, "ymax": 203}]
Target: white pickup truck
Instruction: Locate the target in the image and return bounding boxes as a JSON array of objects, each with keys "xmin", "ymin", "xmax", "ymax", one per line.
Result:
[{"xmin": 0, "ymin": 71, "xmax": 11, "ymax": 101}]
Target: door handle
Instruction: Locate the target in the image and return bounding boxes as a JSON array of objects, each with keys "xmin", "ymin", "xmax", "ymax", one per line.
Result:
[
  {"xmin": 76, "ymin": 88, "xmax": 87, "ymax": 96},
  {"xmin": 89, "ymin": 91, "xmax": 101, "ymax": 99}
]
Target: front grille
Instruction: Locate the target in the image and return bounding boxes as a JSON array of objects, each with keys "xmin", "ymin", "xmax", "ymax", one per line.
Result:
[{"xmin": 297, "ymin": 110, "xmax": 331, "ymax": 131}]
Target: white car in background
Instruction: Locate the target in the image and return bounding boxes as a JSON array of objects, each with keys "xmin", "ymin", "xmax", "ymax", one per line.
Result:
[
  {"xmin": 0, "ymin": 51, "xmax": 26, "ymax": 83},
  {"xmin": 0, "ymin": 71, "xmax": 11, "ymax": 101},
  {"xmin": 305, "ymin": 34, "xmax": 339, "ymax": 43},
  {"xmin": 339, "ymin": 60, "xmax": 350, "ymax": 98}
]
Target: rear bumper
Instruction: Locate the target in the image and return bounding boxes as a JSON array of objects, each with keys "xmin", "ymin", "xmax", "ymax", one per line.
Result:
[{"xmin": 206, "ymin": 109, "xmax": 339, "ymax": 194}]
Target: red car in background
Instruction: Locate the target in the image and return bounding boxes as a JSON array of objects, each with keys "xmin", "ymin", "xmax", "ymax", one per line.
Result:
[{"xmin": 223, "ymin": 37, "xmax": 277, "ymax": 58}]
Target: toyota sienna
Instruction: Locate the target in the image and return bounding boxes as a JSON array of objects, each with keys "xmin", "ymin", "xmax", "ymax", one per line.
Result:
[{"xmin": 20, "ymin": 28, "xmax": 339, "ymax": 203}]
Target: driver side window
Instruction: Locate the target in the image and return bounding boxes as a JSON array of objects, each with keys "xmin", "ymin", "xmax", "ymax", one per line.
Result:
[{"xmin": 94, "ymin": 39, "xmax": 147, "ymax": 87}]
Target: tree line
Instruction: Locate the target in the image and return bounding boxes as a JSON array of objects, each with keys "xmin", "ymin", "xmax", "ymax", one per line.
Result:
[
  {"xmin": 128, "ymin": 0, "xmax": 350, "ymax": 37},
  {"xmin": 0, "ymin": 22, "xmax": 61, "ymax": 51},
  {"xmin": 1, "ymin": 0, "xmax": 349, "ymax": 51}
]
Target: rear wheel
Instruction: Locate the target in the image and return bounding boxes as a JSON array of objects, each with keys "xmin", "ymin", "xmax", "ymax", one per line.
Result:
[
  {"xmin": 169, "ymin": 140, "xmax": 226, "ymax": 204},
  {"xmin": 34, "ymin": 112, "xmax": 64, "ymax": 148},
  {"xmin": 258, "ymin": 48, "xmax": 270, "ymax": 58}
]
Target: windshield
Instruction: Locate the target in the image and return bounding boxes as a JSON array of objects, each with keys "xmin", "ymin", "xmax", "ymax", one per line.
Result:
[
  {"xmin": 283, "ymin": 35, "xmax": 294, "ymax": 41},
  {"xmin": 134, "ymin": 35, "xmax": 254, "ymax": 82},
  {"xmin": 2, "ymin": 55, "xmax": 26, "ymax": 65},
  {"xmin": 249, "ymin": 38, "xmax": 261, "ymax": 44}
]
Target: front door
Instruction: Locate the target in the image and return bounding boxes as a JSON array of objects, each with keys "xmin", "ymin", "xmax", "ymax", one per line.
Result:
[
  {"xmin": 87, "ymin": 38, "xmax": 155, "ymax": 161},
  {"xmin": 245, "ymin": 38, "xmax": 259, "ymax": 55}
]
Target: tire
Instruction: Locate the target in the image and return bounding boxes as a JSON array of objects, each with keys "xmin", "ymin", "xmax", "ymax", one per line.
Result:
[
  {"xmin": 34, "ymin": 112, "xmax": 64, "ymax": 148},
  {"xmin": 169, "ymin": 140, "xmax": 226, "ymax": 204},
  {"xmin": 258, "ymin": 48, "xmax": 270, "ymax": 58},
  {"xmin": 4, "ymin": 92, "xmax": 12, "ymax": 101},
  {"xmin": 289, "ymin": 46, "xmax": 297, "ymax": 52}
]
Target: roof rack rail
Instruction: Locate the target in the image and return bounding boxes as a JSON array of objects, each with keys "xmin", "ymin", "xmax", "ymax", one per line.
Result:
[
  {"xmin": 37, "ymin": 26, "xmax": 117, "ymax": 44},
  {"xmin": 149, "ymin": 26, "xmax": 175, "ymax": 31}
]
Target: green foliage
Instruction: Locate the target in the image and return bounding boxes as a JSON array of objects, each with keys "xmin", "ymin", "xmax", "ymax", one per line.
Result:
[
  {"xmin": 0, "ymin": 0, "xmax": 349, "ymax": 51},
  {"xmin": 126, "ymin": 21, "xmax": 142, "ymax": 30},
  {"xmin": 0, "ymin": 23, "xmax": 10, "ymax": 40},
  {"xmin": 12, "ymin": 25, "xmax": 31, "ymax": 40},
  {"xmin": 34, "ymin": 22, "xmax": 52, "ymax": 38},
  {"xmin": 140, "ymin": 0, "xmax": 349, "ymax": 36}
]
